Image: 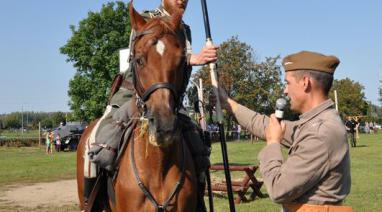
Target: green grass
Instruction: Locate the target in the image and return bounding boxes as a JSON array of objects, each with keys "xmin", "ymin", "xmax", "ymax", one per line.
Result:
[
  {"xmin": 0, "ymin": 147, "xmax": 76, "ymax": 186},
  {"xmin": 0, "ymin": 133, "xmax": 381, "ymax": 211},
  {"xmin": 209, "ymin": 139, "xmax": 285, "ymax": 211},
  {"xmin": 343, "ymin": 133, "xmax": 382, "ymax": 211},
  {"xmin": 209, "ymin": 134, "xmax": 382, "ymax": 211}
]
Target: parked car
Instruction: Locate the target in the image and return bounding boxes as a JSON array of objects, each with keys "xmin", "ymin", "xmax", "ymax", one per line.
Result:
[
  {"xmin": 358, "ymin": 124, "xmax": 367, "ymax": 133},
  {"xmin": 53, "ymin": 122, "xmax": 87, "ymax": 151}
]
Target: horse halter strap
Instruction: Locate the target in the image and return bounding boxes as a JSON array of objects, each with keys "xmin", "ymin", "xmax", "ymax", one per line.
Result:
[{"xmin": 130, "ymin": 28, "xmax": 182, "ymax": 112}]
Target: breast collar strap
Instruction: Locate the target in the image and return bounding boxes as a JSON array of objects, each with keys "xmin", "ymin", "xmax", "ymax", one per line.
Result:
[{"xmin": 130, "ymin": 130, "xmax": 186, "ymax": 211}]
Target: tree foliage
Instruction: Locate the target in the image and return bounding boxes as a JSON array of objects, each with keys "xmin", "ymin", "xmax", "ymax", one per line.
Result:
[
  {"xmin": 191, "ymin": 36, "xmax": 283, "ymax": 127},
  {"xmin": 365, "ymin": 101, "xmax": 382, "ymax": 122},
  {"xmin": 0, "ymin": 112, "xmax": 70, "ymax": 130},
  {"xmin": 60, "ymin": 1, "xmax": 131, "ymax": 121},
  {"xmin": 329, "ymin": 78, "xmax": 367, "ymax": 117},
  {"xmin": 379, "ymin": 80, "xmax": 382, "ymax": 105}
]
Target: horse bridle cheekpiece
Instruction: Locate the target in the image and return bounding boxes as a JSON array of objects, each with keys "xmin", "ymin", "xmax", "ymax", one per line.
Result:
[
  {"xmin": 130, "ymin": 27, "xmax": 184, "ymax": 116},
  {"xmin": 129, "ymin": 26, "xmax": 187, "ymax": 212}
]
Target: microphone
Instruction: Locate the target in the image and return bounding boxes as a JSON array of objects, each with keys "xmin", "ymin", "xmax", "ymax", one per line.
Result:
[{"xmin": 275, "ymin": 98, "xmax": 288, "ymax": 120}]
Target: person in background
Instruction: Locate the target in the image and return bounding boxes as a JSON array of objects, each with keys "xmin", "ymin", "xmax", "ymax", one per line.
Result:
[
  {"xmin": 365, "ymin": 121, "xmax": 370, "ymax": 134},
  {"xmin": 369, "ymin": 121, "xmax": 374, "ymax": 134},
  {"xmin": 49, "ymin": 131, "xmax": 54, "ymax": 154},
  {"xmin": 345, "ymin": 117, "xmax": 358, "ymax": 147},
  {"xmin": 45, "ymin": 130, "xmax": 51, "ymax": 154},
  {"xmin": 55, "ymin": 133, "xmax": 61, "ymax": 152}
]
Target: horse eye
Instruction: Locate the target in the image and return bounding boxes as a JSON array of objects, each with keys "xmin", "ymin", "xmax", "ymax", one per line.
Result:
[{"xmin": 136, "ymin": 57, "xmax": 145, "ymax": 66}]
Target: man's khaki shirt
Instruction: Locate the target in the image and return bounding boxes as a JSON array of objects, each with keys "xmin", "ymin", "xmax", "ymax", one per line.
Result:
[{"xmin": 233, "ymin": 99, "xmax": 351, "ymax": 204}]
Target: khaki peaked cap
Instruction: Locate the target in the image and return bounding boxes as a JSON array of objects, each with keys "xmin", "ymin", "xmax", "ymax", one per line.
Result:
[{"xmin": 282, "ymin": 51, "xmax": 340, "ymax": 74}]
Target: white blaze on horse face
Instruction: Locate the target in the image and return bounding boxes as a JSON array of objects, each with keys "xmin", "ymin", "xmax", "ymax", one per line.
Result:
[{"xmin": 156, "ymin": 40, "xmax": 166, "ymax": 56}]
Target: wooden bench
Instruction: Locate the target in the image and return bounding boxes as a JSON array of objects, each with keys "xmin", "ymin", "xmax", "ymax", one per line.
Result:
[{"xmin": 209, "ymin": 164, "xmax": 264, "ymax": 204}]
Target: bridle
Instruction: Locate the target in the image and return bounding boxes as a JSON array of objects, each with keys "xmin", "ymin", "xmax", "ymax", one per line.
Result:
[
  {"xmin": 129, "ymin": 27, "xmax": 186, "ymax": 116},
  {"xmin": 128, "ymin": 24, "xmax": 188, "ymax": 212}
]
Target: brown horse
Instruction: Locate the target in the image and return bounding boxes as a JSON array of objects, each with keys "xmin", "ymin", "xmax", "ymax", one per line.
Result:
[{"xmin": 77, "ymin": 2, "xmax": 197, "ymax": 212}]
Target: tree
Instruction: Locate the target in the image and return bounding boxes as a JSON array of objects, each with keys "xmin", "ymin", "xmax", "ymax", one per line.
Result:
[
  {"xmin": 329, "ymin": 78, "xmax": 367, "ymax": 118},
  {"xmin": 0, "ymin": 112, "xmax": 73, "ymax": 130},
  {"xmin": 41, "ymin": 117, "xmax": 54, "ymax": 129},
  {"xmin": 51, "ymin": 112, "xmax": 66, "ymax": 127},
  {"xmin": 192, "ymin": 36, "xmax": 283, "ymax": 128},
  {"xmin": 3, "ymin": 113, "xmax": 21, "ymax": 129},
  {"xmin": 0, "ymin": 120, "xmax": 3, "ymax": 130},
  {"xmin": 60, "ymin": 1, "xmax": 131, "ymax": 122},
  {"xmin": 379, "ymin": 80, "xmax": 382, "ymax": 105},
  {"xmin": 250, "ymin": 56, "xmax": 283, "ymax": 115}
]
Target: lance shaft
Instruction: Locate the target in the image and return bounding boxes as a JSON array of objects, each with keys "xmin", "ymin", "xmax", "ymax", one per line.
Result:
[{"xmin": 200, "ymin": 0, "xmax": 235, "ymax": 211}]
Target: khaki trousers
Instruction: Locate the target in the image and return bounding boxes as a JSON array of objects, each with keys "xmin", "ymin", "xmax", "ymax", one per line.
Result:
[{"xmin": 282, "ymin": 203, "xmax": 353, "ymax": 212}]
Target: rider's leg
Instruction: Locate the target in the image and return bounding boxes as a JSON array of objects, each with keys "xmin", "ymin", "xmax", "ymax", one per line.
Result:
[
  {"xmin": 83, "ymin": 177, "xmax": 97, "ymax": 206},
  {"xmin": 88, "ymin": 88, "xmax": 135, "ymax": 170},
  {"xmin": 83, "ymin": 85, "xmax": 134, "ymax": 206},
  {"xmin": 83, "ymin": 129, "xmax": 99, "ymax": 206},
  {"xmin": 178, "ymin": 113, "xmax": 210, "ymax": 212}
]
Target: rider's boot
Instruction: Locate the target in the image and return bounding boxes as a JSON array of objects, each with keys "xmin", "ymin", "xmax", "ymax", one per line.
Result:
[
  {"xmin": 179, "ymin": 114, "xmax": 210, "ymax": 212},
  {"xmin": 83, "ymin": 177, "xmax": 97, "ymax": 209}
]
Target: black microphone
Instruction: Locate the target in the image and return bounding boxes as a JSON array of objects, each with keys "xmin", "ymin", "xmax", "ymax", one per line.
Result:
[{"xmin": 275, "ymin": 98, "xmax": 288, "ymax": 120}]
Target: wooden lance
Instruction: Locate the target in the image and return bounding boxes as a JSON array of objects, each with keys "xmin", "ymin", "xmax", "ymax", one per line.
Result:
[{"xmin": 200, "ymin": 0, "xmax": 236, "ymax": 211}]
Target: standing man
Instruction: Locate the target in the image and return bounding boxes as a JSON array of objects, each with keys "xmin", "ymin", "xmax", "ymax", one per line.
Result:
[
  {"xmin": 219, "ymin": 51, "xmax": 352, "ymax": 211},
  {"xmin": 345, "ymin": 117, "xmax": 358, "ymax": 147},
  {"xmin": 83, "ymin": 0, "xmax": 217, "ymax": 211}
]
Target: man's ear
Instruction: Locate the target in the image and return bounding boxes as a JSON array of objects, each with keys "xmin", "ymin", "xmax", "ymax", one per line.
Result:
[
  {"xmin": 129, "ymin": 0, "xmax": 147, "ymax": 31},
  {"xmin": 302, "ymin": 75, "xmax": 312, "ymax": 92}
]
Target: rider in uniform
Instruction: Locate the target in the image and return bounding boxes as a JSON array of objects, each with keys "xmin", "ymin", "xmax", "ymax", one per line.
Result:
[{"xmin": 83, "ymin": 1, "xmax": 218, "ymax": 211}]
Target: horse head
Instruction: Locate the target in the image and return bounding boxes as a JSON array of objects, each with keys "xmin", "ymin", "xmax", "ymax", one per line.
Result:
[{"xmin": 129, "ymin": 2, "xmax": 187, "ymax": 147}]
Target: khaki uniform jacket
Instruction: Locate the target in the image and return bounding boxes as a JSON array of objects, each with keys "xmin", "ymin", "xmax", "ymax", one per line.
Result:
[{"xmin": 233, "ymin": 99, "xmax": 351, "ymax": 205}]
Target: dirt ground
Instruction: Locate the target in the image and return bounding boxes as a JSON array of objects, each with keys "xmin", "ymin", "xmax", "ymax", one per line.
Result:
[{"xmin": 0, "ymin": 179, "xmax": 78, "ymax": 211}]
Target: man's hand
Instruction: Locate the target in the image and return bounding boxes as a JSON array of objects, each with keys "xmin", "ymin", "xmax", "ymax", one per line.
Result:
[
  {"xmin": 208, "ymin": 86, "xmax": 238, "ymax": 113},
  {"xmin": 190, "ymin": 45, "xmax": 218, "ymax": 65},
  {"xmin": 265, "ymin": 114, "xmax": 286, "ymax": 145},
  {"xmin": 217, "ymin": 86, "xmax": 230, "ymax": 111}
]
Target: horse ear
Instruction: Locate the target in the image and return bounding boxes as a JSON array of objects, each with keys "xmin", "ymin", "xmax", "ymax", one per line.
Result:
[
  {"xmin": 170, "ymin": 10, "xmax": 183, "ymax": 31},
  {"xmin": 129, "ymin": 1, "xmax": 146, "ymax": 31}
]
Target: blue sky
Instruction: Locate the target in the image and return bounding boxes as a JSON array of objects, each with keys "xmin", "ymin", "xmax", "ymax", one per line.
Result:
[{"xmin": 1, "ymin": 0, "xmax": 381, "ymax": 114}]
